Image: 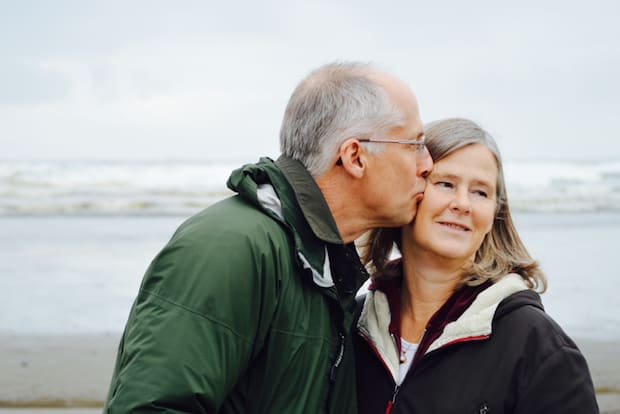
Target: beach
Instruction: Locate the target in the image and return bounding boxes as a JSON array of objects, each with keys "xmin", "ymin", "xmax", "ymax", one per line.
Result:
[
  {"xmin": 2, "ymin": 212, "xmax": 620, "ymax": 412},
  {"xmin": 0, "ymin": 333, "xmax": 618, "ymax": 412}
]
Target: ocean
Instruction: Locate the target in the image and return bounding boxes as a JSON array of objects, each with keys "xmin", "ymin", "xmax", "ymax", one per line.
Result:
[
  {"xmin": 1, "ymin": 160, "xmax": 620, "ymax": 340},
  {"xmin": 2, "ymin": 159, "xmax": 620, "ymax": 215}
]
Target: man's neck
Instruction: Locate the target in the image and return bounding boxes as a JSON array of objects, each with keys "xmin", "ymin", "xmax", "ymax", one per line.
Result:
[{"xmin": 315, "ymin": 174, "xmax": 368, "ymax": 243}]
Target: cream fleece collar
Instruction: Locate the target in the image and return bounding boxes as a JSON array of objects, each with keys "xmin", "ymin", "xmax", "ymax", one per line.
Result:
[{"xmin": 357, "ymin": 273, "xmax": 529, "ymax": 382}]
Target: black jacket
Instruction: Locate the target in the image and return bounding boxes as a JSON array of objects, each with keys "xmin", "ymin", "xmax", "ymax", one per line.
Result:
[{"xmin": 355, "ymin": 274, "xmax": 599, "ymax": 414}]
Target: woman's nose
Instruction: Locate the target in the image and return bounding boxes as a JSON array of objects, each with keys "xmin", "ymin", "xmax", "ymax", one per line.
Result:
[{"xmin": 450, "ymin": 189, "xmax": 471, "ymax": 213}]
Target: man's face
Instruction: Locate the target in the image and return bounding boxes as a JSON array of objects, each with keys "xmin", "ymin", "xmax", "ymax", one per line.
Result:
[{"xmin": 362, "ymin": 84, "xmax": 433, "ymax": 228}]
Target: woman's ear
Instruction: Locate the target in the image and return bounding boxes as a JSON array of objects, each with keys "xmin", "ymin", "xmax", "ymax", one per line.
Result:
[{"xmin": 338, "ymin": 138, "xmax": 366, "ymax": 179}]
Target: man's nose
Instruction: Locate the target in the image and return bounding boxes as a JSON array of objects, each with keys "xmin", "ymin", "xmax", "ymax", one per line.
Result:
[{"xmin": 417, "ymin": 148, "xmax": 433, "ymax": 178}]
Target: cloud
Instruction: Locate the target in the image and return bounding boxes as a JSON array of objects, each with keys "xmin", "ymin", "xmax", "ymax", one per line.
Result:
[
  {"xmin": 1, "ymin": 0, "xmax": 619, "ymax": 161},
  {"xmin": 0, "ymin": 62, "xmax": 72, "ymax": 105}
]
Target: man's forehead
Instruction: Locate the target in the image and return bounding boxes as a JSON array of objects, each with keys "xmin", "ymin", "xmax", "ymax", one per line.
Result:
[{"xmin": 407, "ymin": 118, "xmax": 424, "ymax": 140}]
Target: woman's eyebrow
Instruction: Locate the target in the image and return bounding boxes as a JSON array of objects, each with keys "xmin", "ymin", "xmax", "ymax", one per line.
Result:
[
  {"xmin": 431, "ymin": 172, "xmax": 495, "ymax": 189},
  {"xmin": 429, "ymin": 172, "xmax": 458, "ymax": 180},
  {"xmin": 471, "ymin": 179, "xmax": 495, "ymax": 189}
]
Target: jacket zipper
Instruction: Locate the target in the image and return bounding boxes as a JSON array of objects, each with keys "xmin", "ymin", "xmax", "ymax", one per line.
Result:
[
  {"xmin": 363, "ymin": 328, "xmax": 485, "ymax": 413},
  {"xmin": 359, "ymin": 330, "xmax": 400, "ymax": 413},
  {"xmin": 385, "ymin": 328, "xmax": 427, "ymax": 413},
  {"xmin": 329, "ymin": 331, "xmax": 345, "ymax": 381},
  {"xmin": 358, "ymin": 329, "xmax": 394, "ymax": 380},
  {"xmin": 385, "ymin": 385, "xmax": 399, "ymax": 414},
  {"xmin": 390, "ymin": 333, "xmax": 400, "ymax": 361}
]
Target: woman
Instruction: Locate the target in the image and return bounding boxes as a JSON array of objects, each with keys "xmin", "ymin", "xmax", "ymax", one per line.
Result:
[{"xmin": 354, "ymin": 118, "xmax": 598, "ymax": 413}]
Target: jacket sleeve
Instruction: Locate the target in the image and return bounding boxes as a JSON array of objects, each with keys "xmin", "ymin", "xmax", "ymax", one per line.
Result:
[
  {"xmin": 104, "ymin": 213, "xmax": 284, "ymax": 413},
  {"xmin": 514, "ymin": 344, "xmax": 599, "ymax": 414}
]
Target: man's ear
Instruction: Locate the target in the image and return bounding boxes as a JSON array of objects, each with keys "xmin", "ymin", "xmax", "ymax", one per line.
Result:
[{"xmin": 338, "ymin": 138, "xmax": 367, "ymax": 179}]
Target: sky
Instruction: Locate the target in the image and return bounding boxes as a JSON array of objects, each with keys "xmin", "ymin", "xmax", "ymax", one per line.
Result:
[{"xmin": 1, "ymin": 0, "xmax": 619, "ymax": 163}]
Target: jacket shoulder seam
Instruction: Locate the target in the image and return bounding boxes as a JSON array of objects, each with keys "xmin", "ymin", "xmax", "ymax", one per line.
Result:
[
  {"xmin": 270, "ymin": 328, "xmax": 333, "ymax": 340},
  {"xmin": 140, "ymin": 289, "xmax": 254, "ymax": 345}
]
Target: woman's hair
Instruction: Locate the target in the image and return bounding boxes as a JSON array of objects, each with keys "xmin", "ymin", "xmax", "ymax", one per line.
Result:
[
  {"xmin": 362, "ymin": 118, "xmax": 546, "ymax": 292},
  {"xmin": 279, "ymin": 62, "xmax": 405, "ymax": 176}
]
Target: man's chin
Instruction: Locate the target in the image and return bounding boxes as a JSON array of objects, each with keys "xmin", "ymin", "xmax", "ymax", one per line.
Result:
[
  {"xmin": 377, "ymin": 205, "xmax": 417, "ymax": 228},
  {"xmin": 395, "ymin": 210, "xmax": 416, "ymax": 227}
]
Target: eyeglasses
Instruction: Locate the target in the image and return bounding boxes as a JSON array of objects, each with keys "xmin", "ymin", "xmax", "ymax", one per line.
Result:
[{"xmin": 358, "ymin": 138, "xmax": 426, "ymax": 155}]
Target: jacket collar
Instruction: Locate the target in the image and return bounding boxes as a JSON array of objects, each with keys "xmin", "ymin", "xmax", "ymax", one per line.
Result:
[
  {"xmin": 226, "ymin": 156, "xmax": 343, "ymax": 289},
  {"xmin": 275, "ymin": 155, "xmax": 343, "ymax": 244},
  {"xmin": 358, "ymin": 265, "xmax": 530, "ymax": 382},
  {"xmin": 366, "ymin": 259, "xmax": 491, "ymax": 350},
  {"xmin": 427, "ymin": 273, "xmax": 530, "ymax": 353}
]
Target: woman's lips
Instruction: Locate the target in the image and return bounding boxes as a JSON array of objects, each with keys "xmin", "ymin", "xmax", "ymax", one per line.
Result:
[{"xmin": 437, "ymin": 221, "xmax": 471, "ymax": 231}]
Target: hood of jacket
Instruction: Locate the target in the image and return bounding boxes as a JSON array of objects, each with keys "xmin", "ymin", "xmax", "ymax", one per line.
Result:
[
  {"xmin": 358, "ymin": 273, "xmax": 541, "ymax": 382},
  {"xmin": 227, "ymin": 155, "xmax": 343, "ymax": 289}
]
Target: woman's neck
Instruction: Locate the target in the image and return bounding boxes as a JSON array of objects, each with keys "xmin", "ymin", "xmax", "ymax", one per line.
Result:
[{"xmin": 399, "ymin": 250, "xmax": 465, "ymax": 343}]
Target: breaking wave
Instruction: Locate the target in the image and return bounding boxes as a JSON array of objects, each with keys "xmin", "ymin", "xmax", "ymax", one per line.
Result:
[{"xmin": 1, "ymin": 159, "xmax": 620, "ymax": 215}]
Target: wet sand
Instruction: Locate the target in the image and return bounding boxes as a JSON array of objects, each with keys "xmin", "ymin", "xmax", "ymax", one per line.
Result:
[{"xmin": 0, "ymin": 333, "xmax": 618, "ymax": 412}]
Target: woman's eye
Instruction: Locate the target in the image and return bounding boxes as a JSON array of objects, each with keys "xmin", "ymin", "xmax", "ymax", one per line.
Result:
[
  {"xmin": 436, "ymin": 181, "xmax": 453, "ymax": 188},
  {"xmin": 473, "ymin": 189, "xmax": 488, "ymax": 198}
]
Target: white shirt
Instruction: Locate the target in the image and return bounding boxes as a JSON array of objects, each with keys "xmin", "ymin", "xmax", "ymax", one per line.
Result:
[{"xmin": 398, "ymin": 338, "xmax": 418, "ymax": 385}]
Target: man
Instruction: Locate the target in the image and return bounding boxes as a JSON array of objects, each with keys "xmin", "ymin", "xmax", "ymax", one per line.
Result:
[{"xmin": 104, "ymin": 62, "xmax": 432, "ymax": 413}]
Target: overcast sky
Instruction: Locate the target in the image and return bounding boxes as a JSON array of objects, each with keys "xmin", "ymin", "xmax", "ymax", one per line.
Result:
[{"xmin": 1, "ymin": 0, "xmax": 619, "ymax": 163}]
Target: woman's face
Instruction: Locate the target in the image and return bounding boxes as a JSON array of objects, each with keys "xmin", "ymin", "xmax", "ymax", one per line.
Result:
[{"xmin": 407, "ymin": 143, "xmax": 498, "ymax": 264}]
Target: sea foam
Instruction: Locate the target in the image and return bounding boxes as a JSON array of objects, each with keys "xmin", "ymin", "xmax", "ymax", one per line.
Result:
[{"xmin": 1, "ymin": 159, "xmax": 620, "ymax": 215}]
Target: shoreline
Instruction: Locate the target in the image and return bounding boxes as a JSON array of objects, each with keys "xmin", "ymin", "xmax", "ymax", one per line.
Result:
[
  {"xmin": 0, "ymin": 333, "xmax": 118, "ymax": 408},
  {"xmin": 1, "ymin": 333, "xmax": 619, "ymax": 412}
]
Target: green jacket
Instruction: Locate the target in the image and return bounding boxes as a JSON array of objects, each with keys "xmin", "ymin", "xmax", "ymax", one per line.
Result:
[{"xmin": 105, "ymin": 156, "xmax": 368, "ymax": 413}]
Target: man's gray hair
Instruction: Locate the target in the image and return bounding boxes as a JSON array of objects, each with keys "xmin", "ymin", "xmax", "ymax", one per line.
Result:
[{"xmin": 280, "ymin": 62, "xmax": 405, "ymax": 176}]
